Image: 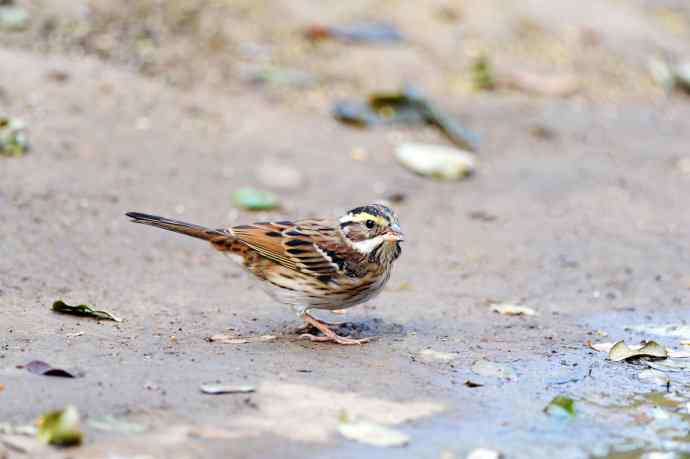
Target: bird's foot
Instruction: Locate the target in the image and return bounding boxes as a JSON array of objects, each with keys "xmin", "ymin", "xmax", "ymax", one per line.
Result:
[{"xmin": 298, "ymin": 313, "xmax": 371, "ymax": 345}]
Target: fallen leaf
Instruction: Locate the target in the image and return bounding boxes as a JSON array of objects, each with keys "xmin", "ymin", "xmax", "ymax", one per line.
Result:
[
  {"xmin": 333, "ymin": 85, "xmax": 479, "ymax": 151},
  {"xmin": 305, "ymin": 22, "xmax": 403, "ymax": 43},
  {"xmin": 0, "ymin": 116, "xmax": 29, "ymax": 156},
  {"xmin": 469, "ymin": 53, "xmax": 495, "ymax": 91},
  {"xmin": 395, "ymin": 143, "xmax": 476, "ymax": 180},
  {"xmin": 467, "ymin": 210, "xmax": 497, "ymax": 222},
  {"xmin": 232, "ymin": 187, "xmax": 280, "ymax": 211},
  {"xmin": 588, "ymin": 341, "xmax": 616, "ymax": 353},
  {"xmin": 544, "ymin": 395, "xmax": 576, "ymax": 417},
  {"xmin": 417, "ymin": 349, "xmax": 458, "ymax": 363},
  {"xmin": 608, "ymin": 340, "xmax": 668, "ymax": 362},
  {"xmin": 208, "ymin": 334, "xmax": 277, "ymax": 344},
  {"xmin": 467, "ymin": 448, "xmax": 502, "ymax": 459},
  {"xmin": 595, "ymin": 330, "xmax": 609, "ymax": 337},
  {"xmin": 36, "ymin": 405, "xmax": 82, "ymax": 446},
  {"xmin": 464, "ymin": 380, "xmax": 483, "ymax": 388},
  {"xmin": 88, "ymin": 416, "xmax": 147, "ymax": 434},
  {"xmin": 638, "ymin": 369, "xmax": 671, "ymax": 386},
  {"xmin": 200, "ymin": 384, "xmax": 256, "ymax": 395},
  {"xmin": 338, "ymin": 420, "xmax": 409, "ymax": 447},
  {"xmin": 471, "ymin": 359, "xmax": 516, "ymax": 380},
  {"xmin": 24, "ymin": 360, "xmax": 84, "ymax": 378},
  {"xmin": 52, "ymin": 300, "xmax": 121, "ymax": 322},
  {"xmin": 489, "ymin": 303, "xmax": 537, "ymax": 316}
]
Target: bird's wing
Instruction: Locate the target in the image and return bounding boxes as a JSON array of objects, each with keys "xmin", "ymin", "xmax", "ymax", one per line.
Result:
[{"xmin": 229, "ymin": 219, "xmax": 346, "ymax": 279}]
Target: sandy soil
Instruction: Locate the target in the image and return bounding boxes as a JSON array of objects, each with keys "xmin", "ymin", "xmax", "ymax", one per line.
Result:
[{"xmin": 2, "ymin": 1, "xmax": 690, "ymax": 458}]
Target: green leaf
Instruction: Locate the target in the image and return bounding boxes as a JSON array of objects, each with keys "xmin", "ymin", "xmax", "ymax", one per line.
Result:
[
  {"xmin": 36, "ymin": 406, "xmax": 83, "ymax": 446},
  {"xmin": 233, "ymin": 187, "xmax": 280, "ymax": 210},
  {"xmin": 544, "ymin": 395, "xmax": 576, "ymax": 417},
  {"xmin": 52, "ymin": 300, "xmax": 122, "ymax": 322},
  {"xmin": 470, "ymin": 53, "xmax": 495, "ymax": 91}
]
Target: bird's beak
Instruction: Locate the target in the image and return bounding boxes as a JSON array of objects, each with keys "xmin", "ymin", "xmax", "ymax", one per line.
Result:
[{"xmin": 383, "ymin": 223, "xmax": 405, "ymax": 242}]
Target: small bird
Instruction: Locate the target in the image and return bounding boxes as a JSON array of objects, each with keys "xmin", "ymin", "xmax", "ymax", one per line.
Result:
[{"xmin": 126, "ymin": 204, "xmax": 404, "ymax": 345}]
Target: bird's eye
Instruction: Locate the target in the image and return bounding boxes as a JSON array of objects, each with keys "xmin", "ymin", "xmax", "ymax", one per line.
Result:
[{"xmin": 365, "ymin": 219, "xmax": 375, "ymax": 229}]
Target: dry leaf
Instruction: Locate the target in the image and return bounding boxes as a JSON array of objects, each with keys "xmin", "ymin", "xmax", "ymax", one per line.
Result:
[
  {"xmin": 208, "ymin": 334, "xmax": 277, "ymax": 344},
  {"xmin": 24, "ymin": 360, "xmax": 84, "ymax": 378},
  {"xmin": 489, "ymin": 303, "xmax": 537, "ymax": 316},
  {"xmin": 52, "ymin": 300, "xmax": 121, "ymax": 322},
  {"xmin": 200, "ymin": 384, "xmax": 255, "ymax": 395},
  {"xmin": 608, "ymin": 340, "xmax": 668, "ymax": 362},
  {"xmin": 395, "ymin": 143, "xmax": 476, "ymax": 180},
  {"xmin": 590, "ymin": 341, "xmax": 686, "ymax": 359},
  {"xmin": 338, "ymin": 420, "xmax": 409, "ymax": 447}
]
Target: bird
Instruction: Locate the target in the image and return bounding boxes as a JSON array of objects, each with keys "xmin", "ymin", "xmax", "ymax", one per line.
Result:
[{"xmin": 125, "ymin": 204, "xmax": 404, "ymax": 345}]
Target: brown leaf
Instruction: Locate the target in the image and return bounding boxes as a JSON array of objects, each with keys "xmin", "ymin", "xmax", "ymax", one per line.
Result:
[{"xmin": 24, "ymin": 361, "xmax": 84, "ymax": 378}]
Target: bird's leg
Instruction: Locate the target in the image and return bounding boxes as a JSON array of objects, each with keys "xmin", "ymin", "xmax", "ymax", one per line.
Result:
[
  {"xmin": 299, "ymin": 313, "xmax": 370, "ymax": 345},
  {"xmin": 288, "ymin": 310, "xmax": 346, "ymax": 334}
]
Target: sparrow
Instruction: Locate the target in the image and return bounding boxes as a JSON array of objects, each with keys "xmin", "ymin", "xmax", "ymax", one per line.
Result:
[{"xmin": 125, "ymin": 204, "xmax": 404, "ymax": 345}]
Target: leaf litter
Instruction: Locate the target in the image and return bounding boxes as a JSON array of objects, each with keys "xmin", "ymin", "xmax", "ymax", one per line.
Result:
[
  {"xmin": 544, "ymin": 395, "xmax": 576, "ymax": 418},
  {"xmin": 489, "ymin": 303, "xmax": 538, "ymax": 316},
  {"xmin": 607, "ymin": 340, "xmax": 668, "ymax": 362},
  {"xmin": 200, "ymin": 384, "xmax": 256, "ymax": 395},
  {"xmin": 333, "ymin": 85, "xmax": 480, "ymax": 152},
  {"xmin": 233, "ymin": 187, "xmax": 280, "ymax": 211},
  {"xmin": 52, "ymin": 300, "xmax": 121, "ymax": 322},
  {"xmin": 36, "ymin": 405, "xmax": 83, "ymax": 446},
  {"xmin": 395, "ymin": 143, "xmax": 476, "ymax": 180},
  {"xmin": 23, "ymin": 360, "xmax": 84, "ymax": 378}
]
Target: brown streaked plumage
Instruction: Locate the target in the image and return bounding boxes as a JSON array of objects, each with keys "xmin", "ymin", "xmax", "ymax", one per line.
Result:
[{"xmin": 125, "ymin": 204, "xmax": 404, "ymax": 345}]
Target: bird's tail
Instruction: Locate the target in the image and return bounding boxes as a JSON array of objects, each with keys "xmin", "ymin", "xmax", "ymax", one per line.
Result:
[{"xmin": 126, "ymin": 212, "xmax": 228, "ymax": 241}]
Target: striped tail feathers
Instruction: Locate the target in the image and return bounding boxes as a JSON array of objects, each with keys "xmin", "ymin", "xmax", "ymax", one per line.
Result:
[{"xmin": 125, "ymin": 212, "xmax": 229, "ymax": 241}]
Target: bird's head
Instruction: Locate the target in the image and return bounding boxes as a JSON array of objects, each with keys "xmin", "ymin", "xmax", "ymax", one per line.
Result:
[{"xmin": 339, "ymin": 204, "xmax": 404, "ymax": 264}]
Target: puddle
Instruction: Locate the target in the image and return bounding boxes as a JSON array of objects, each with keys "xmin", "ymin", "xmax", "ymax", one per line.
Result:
[{"xmin": 591, "ymin": 391, "xmax": 690, "ymax": 459}]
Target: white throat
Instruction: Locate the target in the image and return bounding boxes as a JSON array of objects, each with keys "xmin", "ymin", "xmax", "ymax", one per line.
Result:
[{"xmin": 350, "ymin": 235, "xmax": 386, "ymax": 254}]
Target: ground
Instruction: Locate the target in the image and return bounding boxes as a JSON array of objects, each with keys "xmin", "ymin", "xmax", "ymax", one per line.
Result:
[{"xmin": 1, "ymin": 1, "xmax": 690, "ymax": 458}]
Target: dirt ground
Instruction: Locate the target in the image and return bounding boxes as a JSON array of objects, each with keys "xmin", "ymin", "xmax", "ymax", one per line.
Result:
[{"xmin": 2, "ymin": 1, "xmax": 690, "ymax": 458}]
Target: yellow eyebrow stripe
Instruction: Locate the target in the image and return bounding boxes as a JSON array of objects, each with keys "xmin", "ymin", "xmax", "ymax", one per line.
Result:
[{"xmin": 349, "ymin": 213, "xmax": 387, "ymax": 226}]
